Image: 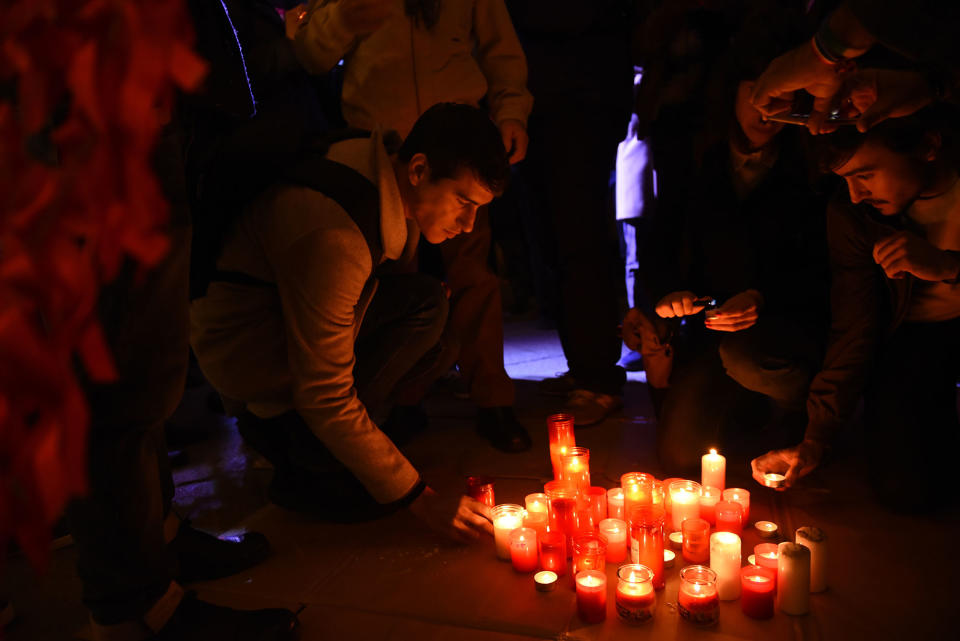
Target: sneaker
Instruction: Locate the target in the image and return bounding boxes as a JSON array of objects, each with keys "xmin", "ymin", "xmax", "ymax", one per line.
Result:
[
  {"xmin": 171, "ymin": 520, "xmax": 270, "ymax": 583},
  {"xmin": 564, "ymin": 389, "xmax": 623, "ymax": 426},
  {"xmin": 156, "ymin": 592, "xmax": 299, "ymax": 641},
  {"xmin": 537, "ymin": 372, "xmax": 579, "ymax": 397}
]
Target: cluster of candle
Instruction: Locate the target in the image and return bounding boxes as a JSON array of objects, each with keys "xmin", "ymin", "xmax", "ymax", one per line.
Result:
[{"xmin": 481, "ymin": 423, "xmax": 829, "ymax": 625}]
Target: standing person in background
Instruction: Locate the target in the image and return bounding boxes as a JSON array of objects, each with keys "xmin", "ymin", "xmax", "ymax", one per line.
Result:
[{"xmin": 291, "ymin": 0, "xmax": 534, "ymax": 453}]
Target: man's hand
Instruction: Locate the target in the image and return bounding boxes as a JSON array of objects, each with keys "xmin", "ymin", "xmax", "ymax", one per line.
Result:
[
  {"xmin": 873, "ymin": 231, "xmax": 960, "ymax": 281},
  {"xmin": 705, "ymin": 290, "xmax": 763, "ymax": 333},
  {"xmin": 655, "ymin": 291, "xmax": 705, "ymax": 319},
  {"xmin": 499, "ymin": 119, "xmax": 528, "ymax": 164},
  {"xmin": 751, "ymin": 440, "xmax": 824, "ymax": 488},
  {"xmin": 335, "ymin": 0, "xmax": 395, "ymax": 36},
  {"xmin": 408, "ymin": 487, "xmax": 494, "ymax": 543},
  {"xmin": 843, "ymin": 69, "xmax": 935, "ymax": 133}
]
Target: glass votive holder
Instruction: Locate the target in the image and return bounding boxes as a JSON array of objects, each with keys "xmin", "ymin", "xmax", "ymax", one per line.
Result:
[
  {"xmin": 547, "ymin": 413, "xmax": 576, "ymax": 480},
  {"xmin": 699, "ymin": 486, "xmax": 721, "ymax": 526},
  {"xmin": 754, "ymin": 542, "xmax": 779, "ymax": 571},
  {"xmin": 722, "ymin": 488, "xmax": 750, "ymax": 523},
  {"xmin": 545, "ymin": 480, "xmax": 578, "ymax": 549},
  {"xmin": 575, "ymin": 570, "xmax": 607, "ymax": 623},
  {"xmin": 607, "ymin": 487, "xmax": 625, "ymax": 520},
  {"xmin": 715, "ymin": 500, "xmax": 743, "ymax": 535},
  {"xmin": 509, "ymin": 527, "xmax": 539, "ymax": 573},
  {"xmin": 621, "ymin": 472, "xmax": 656, "ymax": 516},
  {"xmin": 538, "ymin": 530, "xmax": 567, "ymax": 576},
  {"xmin": 571, "ymin": 533, "xmax": 607, "ymax": 586},
  {"xmin": 681, "ymin": 518, "xmax": 710, "ymax": 564},
  {"xmin": 627, "ymin": 504, "xmax": 665, "ymax": 589},
  {"xmin": 741, "ymin": 565, "xmax": 776, "ymax": 619},
  {"xmin": 560, "ymin": 446, "xmax": 591, "ymax": 495},
  {"xmin": 598, "ymin": 518, "xmax": 628, "ymax": 563},
  {"xmin": 466, "ymin": 476, "xmax": 495, "ymax": 507},
  {"xmin": 661, "ymin": 477, "xmax": 683, "ymax": 516},
  {"xmin": 669, "ymin": 480, "xmax": 702, "ymax": 532},
  {"xmin": 585, "ymin": 486, "xmax": 608, "ymax": 526},
  {"xmin": 678, "ymin": 565, "xmax": 719, "ymax": 626},
  {"xmin": 491, "ymin": 504, "xmax": 525, "ymax": 560},
  {"xmin": 523, "ymin": 492, "xmax": 549, "ymax": 535},
  {"xmin": 616, "ymin": 564, "xmax": 655, "ymax": 624}
]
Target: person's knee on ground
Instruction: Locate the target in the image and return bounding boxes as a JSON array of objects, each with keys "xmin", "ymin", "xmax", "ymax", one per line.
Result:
[{"xmin": 718, "ymin": 331, "xmax": 810, "ymax": 411}]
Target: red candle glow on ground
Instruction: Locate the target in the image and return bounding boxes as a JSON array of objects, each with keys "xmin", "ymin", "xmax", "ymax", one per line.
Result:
[
  {"xmin": 615, "ymin": 564, "xmax": 655, "ymax": 624},
  {"xmin": 509, "ymin": 527, "xmax": 539, "ymax": 573},
  {"xmin": 575, "ymin": 570, "xmax": 607, "ymax": 623},
  {"xmin": 715, "ymin": 500, "xmax": 743, "ymax": 535},
  {"xmin": 538, "ymin": 531, "xmax": 566, "ymax": 576},
  {"xmin": 681, "ymin": 518, "xmax": 710, "ymax": 564},
  {"xmin": 678, "ymin": 565, "xmax": 719, "ymax": 626},
  {"xmin": 547, "ymin": 414, "xmax": 576, "ymax": 480},
  {"xmin": 699, "ymin": 486, "xmax": 721, "ymax": 526},
  {"xmin": 740, "ymin": 566, "xmax": 775, "ymax": 619},
  {"xmin": 628, "ymin": 505, "xmax": 665, "ymax": 589},
  {"xmin": 466, "ymin": 476, "xmax": 495, "ymax": 507},
  {"xmin": 598, "ymin": 518, "xmax": 628, "ymax": 562}
]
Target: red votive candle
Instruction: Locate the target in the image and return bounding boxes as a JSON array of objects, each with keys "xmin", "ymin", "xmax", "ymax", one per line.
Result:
[
  {"xmin": 547, "ymin": 414, "xmax": 576, "ymax": 480},
  {"xmin": 538, "ymin": 530, "xmax": 567, "ymax": 576},
  {"xmin": 545, "ymin": 480, "xmax": 579, "ymax": 551},
  {"xmin": 722, "ymin": 488, "xmax": 750, "ymax": 523},
  {"xmin": 678, "ymin": 565, "xmax": 719, "ymax": 626},
  {"xmin": 560, "ymin": 447, "xmax": 591, "ymax": 497},
  {"xmin": 698, "ymin": 486, "xmax": 721, "ymax": 526},
  {"xmin": 681, "ymin": 518, "xmax": 710, "ymax": 564},
  {"xmin": 621, "ymin": 472, "xmax": 656, "ymax": 518},
  {"xmin": 466, "ymin": 476, "xmax": 495, "ymax": 507},
  {"xmin": 628, "ymin": 505, "xmax": 665, "ymax": 589},
  {"xmin": 715, "ymin": 500, "xmax": 743, "ymax": 535},
  {"xmin": 509, "ymin": 527, "xmax": 539, "ymax": 573},
  {"xmin": 571, "ymin": 534, "xmax": 606, "ymax": 587},
  {"xmin": 585, "ymin": 486, "xmax": 608, "ymax": 527},
  {"xmin": 598, "ymin": 518, "xmax": 628, "ymax": 562},
  {"xmin": 616, "ymin": 564, "xmax": 656, "ymax": 624},
  {"xmin": 575, "ymin": 570, "xmax": 607, "ymax": 623},
  {"xmin": 741, "ymin": 566, "xmax": 776, "ymax": 619},
  {"xmin": 661, "ymin": 477, "xmax": 683, "ymax": 522},
  {"xmin": 754, "ymin": 543, "xmax": 779, "ymax": 578}
]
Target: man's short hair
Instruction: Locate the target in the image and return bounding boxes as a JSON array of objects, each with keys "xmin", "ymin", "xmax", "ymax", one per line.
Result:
[
  {"xmin": 399, "ymin": 102, "xmax": 510, "ymax": 196},
  {"xmin": 816, "ymin": 104, "xmax": 960, "ymax": 173}
]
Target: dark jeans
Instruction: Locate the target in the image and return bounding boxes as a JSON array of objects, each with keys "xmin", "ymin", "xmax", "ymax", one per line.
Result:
[
  {"xmin": 864, "ymin": 318, "xmax": 960, "ymax": 510},
  {"xmin": 657, "ymin": 316, "xmax": 821, "ymax": 473},
  {"xmin": 239, "ymin": 272, "xmax": 447, "ymax": 518}
]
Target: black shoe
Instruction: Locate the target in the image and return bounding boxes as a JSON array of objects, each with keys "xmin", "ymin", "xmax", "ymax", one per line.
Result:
[
  {"xmin": 157, "ymin": 592, "xmax": 299, "ymax": 641},
  {"xmin": 172, "ymin": 520, "xmax": 270, "ymax": 583},
  {"xmin": 477, "ymin": 407, "xmax": 532, "ymax": 453},
  {"xmin": 380, "ymin": 405, "xmax": 429, "ymax": 447}
]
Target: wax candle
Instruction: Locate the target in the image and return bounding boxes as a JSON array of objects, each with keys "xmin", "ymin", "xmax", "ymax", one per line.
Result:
[
  {"xmin": 661, "ymin": 477, "xmax": 683, "ymax": 520},
  {"xmin": 667, "ymin": 531, "xmax": 683, "ymax": 549},
  {"xmin": 669, "ymin": 480, "xmax": 702, "ymax": 531},
  {"xmin": 547, "ymin": 413, "xmax": 576, "ymax": 481},
  {"xmin": 509, "ymin": 527, "xmax": 539, "ymax": 572},
  {"xmin": 754, "ymin": 543, "xmax": 780, "ymax": 572},
  {"xmin": 575, "ymin": 570, "xmax": 607, "ymax": 623},
  {"xmin": 777, "ymin": 542, "xmax": 811, "ymax": 615},
  {"xmin": 701, "ymin": 449, "xmax": 726, "ymax": 491},
  {"xmin": 616, "ymin": 564, "xmax": 655, "ymax": 624},
  {"xmin": 699, "ymin": 486, "xmax": 721, "ymax": 526},
  {"xmin": 682, "ymin": 518, "xmax": 710, "ymax": 564},
  {"xmin": 560, "ymin": 447, "xmax": 591, "ymax": 496},
  {"xmin": 628, "ymin": 505, "xmax": 665, "ymax": 589},
  {"xmin": 709, "ymin": 531, "xmax": 742, "ymax": 600},
  {"xmin": 572, "ymin": 534, "xmax": 606, "ymax": 587},
  {"xmin": 534, "ymin": 570, "xmax": 557, "ymax": 592},
  {"xmin": 715, "ymin": 500, "xmax": 743, "ymax": 535},
  {"xmin": 466, "ymin": 476, "xmax": 495, "ymax": 507},
  {"xmin": 607, "ymin": 488, "xmax": 624, "ymax": 520},
  {"xmin": 663, "ymin": 549, "xmax": 675, "ymax": 567},
  {"xmin": 523, "ymin": 493, "xmax": 549, "ymax": 536},
  {"xmin": 621, "ymin": 472, "xmax": 656, "ymax": 517},
  {"xmin": 763, "ymin": 472, "xmax": 786, "ymax": 488},
  {"xmin": 741, "ymin": 566, "xmax": 776, "ymax": 619},
  {"xmin": 538, "ymin": 530, "xmax": 567, "ymax": 576},
  {"xmin": 754, "ymin": 521, "xmax": 778, "ymax": 540},
  {"xmin": 585, "ymin": 486, "xmax": 608, "ymax": 527},
  {"xmin": 796, "ymin": 526, "xmax": 827, "ymax": 593},
  {"xmin": 678, "ymin": 565, "xmax": 719, "ymax": 625},
  {"xmin": 545, "ymin": 480, "xmax": 579, "ymax": 550},
  {"xmin": 492, "ymin": 504, "xmax": 525, "ymax": 560},
  {"xmin": 722, "ymin": 488, "xmax": 750, "ymax": 523},
  {"xmin": 598, "ymin": 518, "xmax": 628, "ymax": 563}
]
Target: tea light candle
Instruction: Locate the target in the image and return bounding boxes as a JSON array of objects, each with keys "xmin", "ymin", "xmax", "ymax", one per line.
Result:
[
  {"xmin": 722, "ymin": 488, "xmax": 750, "ymax": 523},
  {"xmin": 575, "ymin": 570, "xmax": 607, "ymax": 623},
  {"xmin": 714, "ymin": 500, "xmax": 743, "ymax": 535},
  {"xmin": 747, "ymin": 554, "xmax": 756, "ymax": 565},
  {"xmin": 709, "ymin": 531, "xmax": 742, "ymax": 601},
  {"xmin": 755, "ymin": 521, "xmax": 778, "ymax": 539},
  {"xmin": 681, "ymin": 518, "xmax": 710, "ymax": 564},
  {"xmin": 777, "ymin": 542, "xmax": 811, "ymax": 615},
  {"xmin": 669, "ymin": 480, "xmax": 702, "ymax": 531},
  {"xmin": 754, "ymin": 543, "xmax": 779, "ymax": 571},
  {"xmin": 535, "ymin": 570, "xmax": 557, "ymax": 592},
  {"xmin": 796, "ymin": 526, "xmax": 827, "ymax": 593},
  {"xmin": 701, "ymin": 449, "xmax": 726, "ymax": 491},
  {"xmin": 616, "ymin": 564, "xmax": 656, "ymax": 624},
  {"xmin": 663, "ymin": 549, "xmax": 675, "ymax": 568},
  {"xmin": 492, "ymin": 504, "xmax": 525, "ymax": 560},
  {"xmin": 538, "ymin": 530, "xmax": 567, "ymax": 576},
  {"xmin": 607, "ymin": 488, "xmax": 624, "ymax": 520},
  {"xmin": 741, "ymin": 566, "xmax": 776, "ymax": 619},
  {"xmin": 509, "ymin": 527, "xmax": 539, "ymax": 573},
  {"xmin": 598, "ymin": 518, "xmax": 628, "ymax": 563},
  {"xmin": 668, "ymin": 531, "xmax": 684, "ymax": 549},
  {"xmin": 763, "ymin": 473, "xmax": 786, "ymax": 488},
  {"xmin": 699, "ymin": 486, "xmax": 721, "ymax": 526},
  {"xmin": 678, "ymin": 565, "xmax": 719, "ymax": 625}
]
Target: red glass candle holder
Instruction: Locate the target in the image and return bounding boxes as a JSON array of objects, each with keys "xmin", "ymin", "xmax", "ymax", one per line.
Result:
[
  {"xmin": 722, "ymin": 488, "xmax": 750, "ymax": 523},
  {"xmin": 754, "ymin": 543, "xmax": 779, "ymax": 572},
  {"xmin": 585, "ymin": 486, "xmax": 608, "ymax": 527},
  {"xmin": 575, "ymin": 570, "xmax": 607, "ymax": 623},
  {"xmin": 545, "ymin": 480, "xmax": 579, "ymax": 551},
  {"xmin": 621, "ymin": 472, "xmax": 656, "ymax": 518},
  {"xmin": 698, "ymin": 486, "xmax": 721, "ymax": 526},
  {"xmin": 571, "ymin": 534, "xmax": 606, "ymax": 587},
  {"xmin": 598, "ymin": 518, "xmax": 628, "ymax": 562},
  {"xmin": 616, "ymin": 564, "xmax": 655, "ymax": 624},
  {"xmin": 509, "ymin": 527, "xmax": 539, "ymax": 573},
  {"xmin": 741, "ymin": 565, "xmax": 776, "ymax": 619},
  {"xmin": 538, "ymin": 530, "xmax": 567, "ymax": 576},
  {"xmin": 559, "ymin": 447, "xmax": 591, "ymax": 496},
  {"xmin": 465, "ymin": 476, "xmax": 495, "ymax": 507},
  {"xmin": 678, "ymin": 565, "xmax": 719, "ymax": 626},
  {"xmin": 661, "ymin": 477, "xmax": 683, "ymax": 519},
  {"xmin": 681, "ymin": 518, "xmax": 710, "ymax": 564},
  {"xmin": 627, "ymin": 505, "xmax": 665, "ymax": 589},
  {"xmin": 547, "ymin": 413, "xmax": 576, "ymax": 480},
  {"xmin": 715, "ymin": 500, "xmax": 743, "ymax": 535}
]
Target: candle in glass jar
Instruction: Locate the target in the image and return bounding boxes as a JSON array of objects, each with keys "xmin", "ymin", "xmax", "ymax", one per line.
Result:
[
  {"xmin": 576, "ymin": 570, "xmax": 607, "ymax": 623},
  {"xmin": 754, "ymin": 543, "xmax": 780, "ymax": 571},
  {"xmin": 598, "ymin": 518, "xmax": 628, "ymax": 562},
  {"xmin": 621, "ymin": 472, "xmax": 656, "ymax": 516},
  {"xmin": 722, "ymin": 488, "xmax": 750, "ymax": 523},
  {"xmin": 701, "ymin": 449, "xmax": 726, "ymax": 491},
  {"xmin": 796, "ymin": 526, "xmax": 827, "ymax": 593},
  {"xmin": 678, "ymin": 565, "xmax": 719, "ymax": 625},
  {"xmin": 509, "ymin": 527, "xmax": 539, "ymax": 572},
  {"xmin": 545, "ymin": 480, "xmax": 579, "ymax": 550},
  {"xmin": 615, "ymin": 564, "xmax": 655, "ymax": 624},
  {"xmin": 523, "ymin": 493, "xmax": 549, "ymax": 535},
  {"xmin": 715, "ymin": 500, "xmax": 743, "ymax": 535},
  {"xmin": 669, "ymin": 480, "xmax": 701, "ymax": 531},
  {"xmin": 492, "ymin": 504, "xmax": 525, "ymax": 560},
  {"xmin": 585, "ymin": 486, "xmax": 608, "ymax": 527},
  {"xmin": 607, "ymin": 488, "xmax": 624, "ymax": 520},
  {"xmin": 709, "ymin": 531, "xmax": 742, "ymax": 600},
  {"xmin": 572, "ymin": 534, "xmax": 606, "ymax": 587},
  {"xmin": 682, "ymin": 518, "xmax": 710, "ymax": 564},
  {"xmin": 741, "ymin": 566, "xmax": 776, "ymax": 619},
  {"xmin": 628, "ymin": 505, "xmax": 665, "ymax": 589},
  {"xmin": 466, "ymin": 476, "xmax": 495, "ymax": 506},
  {"xmin": 547, "ymin": 413, "xmax": 576, "ymax": 480},
  {"xmin": 660, "ymin": 477, "xmax": 683, "ymax": 519},
  {"xmin": 777, "ymin": 542, "xmax": 811, "ymax": 615},
  {"xmin": 560, "ymin": 447, "xmax": 591, "ymax": 496},
  {"xmin": 538, "ymin": 530, "xmax": 567, "ymax": 576},
  {"xmin": 699, "ymin": 486, "xmax": 721, "ymax": 526}
]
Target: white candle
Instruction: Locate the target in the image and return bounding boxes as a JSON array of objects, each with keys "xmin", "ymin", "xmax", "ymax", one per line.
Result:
[
  {"xmin": 709, "ymin": 531, "xmax": 741, "ymax": 600},
  {"xmin": 663, "ymin": 549, "xmax": 676, "ymax": 568},
  {"xmin": 492, "ymin": 504, "xmax": 525, "ymax": 560},
  {"xmin": 701, "ymin": 449, "xmax": 726, "ymax": 492},
  {"xmin": 670, "ymin": 481, "xmax": 702, "ymax": 531},
  {"xmin": 795, "ymin": 527, "xmax": 827, "ymax": 593},
  {"xmin": 535, "ymin": 570, "xmax": 558, "ymax": 592},
  {"xmin": 607, "ymin": 488, "xmax": 624, "ymax": 520},
  {"xmin": 777, "ymin": 542, "xmax": 811, "ymax": 615},
  {"xmin": 668, "ymin": 531, "xmax": 684, "ymax": 549},
  {"xmin": 722, "ymin": 488, "xmax": 750, "ymax": 523},
  {"xmin": 598, "ymin": 518, "xmax": 628, "ymax": 563}
]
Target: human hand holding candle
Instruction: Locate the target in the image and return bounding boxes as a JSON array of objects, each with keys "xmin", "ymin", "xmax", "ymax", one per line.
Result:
[
  {"xmin": 751, "ymin": 440, "xmax": 824, "ymax": 488},
  {"xmin": 408, "ymin": 487, "xmax": 493, "ymax": 543}
]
